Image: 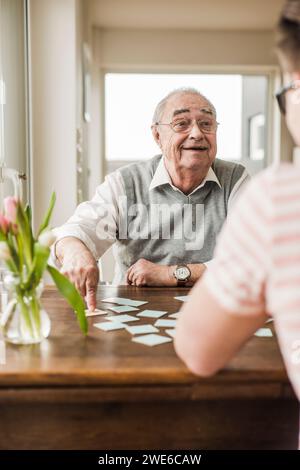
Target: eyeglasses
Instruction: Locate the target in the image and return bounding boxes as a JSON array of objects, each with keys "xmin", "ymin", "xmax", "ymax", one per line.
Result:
[
  {"xmin": 275, "ymin": 81, "xmax": 298, "ymax": 115},
  {"xmin": 154, "ymin": 117, "xmax": 219, "ymax": 134}
]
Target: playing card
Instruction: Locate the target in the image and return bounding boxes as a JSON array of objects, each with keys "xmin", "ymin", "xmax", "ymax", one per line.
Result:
[
  {"xmin": 101, "ymin": 297, "xmax": 148, "ymax": 307},
  {"xmin": 154, "ymin": 319, "xmax": 177, "ymax": 328},
  {"xmin": 125, "ymin": 324, "xmax": 159, "ymax": 335},
  {"xmin": 255, "ymin": 328, "xmax": 273, "ymax": 337},
  {"xmin": 174, "ymin": 296, "xmax": 190, "ymax": 302},
  {"xmin": 137, "ymin": 310, "xmax": 167, "ymax": 319},
  {"xmin": 85, "ymin": 309, "xmax": 107, "ymax": 317},
  {"xmin": 105, "ymin": 314, "xmax": 139, "ymax": 323},
  {"xmin": 107, "ymin": 305, "xmax": 139, "ymax": 313},
  {"xmin": 93, "ymin": 322, "xmax": 126, "ymax": 331},
  {"xmin": 165, "ymin": 329, "xmax": 176, "ymax": 339},
  {"xmin": 168, "ymin": 313, "xmax": 180, "ymax": 319},
  {"xmin": 132, "ymin": 334, "xmax": 172, "ymax": 347}
]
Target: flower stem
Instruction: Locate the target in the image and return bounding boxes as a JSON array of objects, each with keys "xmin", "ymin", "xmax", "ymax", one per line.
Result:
[{"xmin": 17, "ymin": 293, "xmax": 35, "ymax": 339}]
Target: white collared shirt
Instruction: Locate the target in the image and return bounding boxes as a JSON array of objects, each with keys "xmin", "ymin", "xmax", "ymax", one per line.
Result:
[
  {"xmin": 149, "ymin": 156, "xmax": 222, "ymax": 195},
  {"xmin": 52, "ymin": 157, "xmax": 249, "ymax": 268}
]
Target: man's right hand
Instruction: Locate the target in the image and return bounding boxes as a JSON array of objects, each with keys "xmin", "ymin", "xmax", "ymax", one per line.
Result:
[{"xmin": 55, "ymin": 237, "xmax": 99, "ymax": 311}]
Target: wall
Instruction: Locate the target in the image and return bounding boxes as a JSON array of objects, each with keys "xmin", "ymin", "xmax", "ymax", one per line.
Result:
[
  {"xmin": 29, "ymin": 0, "xmax": 78, "ymax": 230},
  {"xmin": 94, "ymin": 29, "xmax": 277, "ymax": 69}
]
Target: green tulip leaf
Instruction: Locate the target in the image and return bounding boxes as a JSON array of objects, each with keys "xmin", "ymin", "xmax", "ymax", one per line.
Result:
[
  {"xmin": 47, "ymin": 264, "xmax": 88, "ymax": 334},
  {"xmin": 37, "ymin": 192, "xmax": 56, "ymax": 238}
]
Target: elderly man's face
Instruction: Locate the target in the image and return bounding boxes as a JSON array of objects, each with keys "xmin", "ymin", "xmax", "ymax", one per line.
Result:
[{"xmin": 153, "ymin": 93, "xmax": 218, "ymax": 172}]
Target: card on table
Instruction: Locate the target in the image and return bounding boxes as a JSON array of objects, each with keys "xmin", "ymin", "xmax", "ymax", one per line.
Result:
[
  {"xmin": 254, "ymin": 328, "xmax": 273, "ymax": 337},
  {"xmin": 132, "ymin": 333, "xmax": 172, "ymax": 347},
  {"xmin": 137, "ymin": 310, "xmax": 167, "ymax": 319},
  {"xmin": 168, "ymin": 313, "xmax": 180, "ymax": 319},
  {"xmin": 93, "ymin": 321, "xmax": 126, "ymax": 331},
  {"xmin": 85, "ymin": 309, "xmax": 107, "ymax": 317},
  {"xmin": 126, "ymin": 324, "xmax": 159, "ymax": 335},
  {"xmin": 154, "ymin": 319, "xmax": 177, "ymax": 328},
  {"xmin": 105, "ymin": 314, "xmax": 139, "ymax": 323},
  {"xmin": 174, "ymin": 296, "xmax": 190, "ymax": 302},
  {"xmin": 101, "ymin": 297, "xmax": 148, "ymax": 307},
  {"xmin": 107, "ymin": 305, "xmax": 139, "ymax": 313},
  {"xmin": 165, "ymin": 329, "xmax": 176, "ymax": 339}
]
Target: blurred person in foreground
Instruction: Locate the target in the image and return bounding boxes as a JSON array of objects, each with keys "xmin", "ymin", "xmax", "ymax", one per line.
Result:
[{"xmin": 175, "ymin": 0, "xmax": 300, "ymax": 410}]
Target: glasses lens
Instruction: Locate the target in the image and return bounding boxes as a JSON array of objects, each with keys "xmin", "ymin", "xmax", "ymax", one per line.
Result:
[
  {"xmin": 172, "ymin": 119, "xmax": 191, "ymax": 132},
  {"xmin": 171, "ymin": 117, "xmax": 217, "ymax": 133},
  {"xmin": 198, "ymin": 118, "xmax": 216, "ymax": 133}
]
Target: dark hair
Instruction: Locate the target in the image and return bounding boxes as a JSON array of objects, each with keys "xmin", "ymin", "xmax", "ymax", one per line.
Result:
[{"xmin": 276, "ymin": 0, "xmax": 300, "ymax": 71}]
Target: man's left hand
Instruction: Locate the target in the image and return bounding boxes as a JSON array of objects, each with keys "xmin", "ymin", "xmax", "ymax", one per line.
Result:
[{"xmin": 126, "ymin": 259, "xmax": 176, "ymax": 287}]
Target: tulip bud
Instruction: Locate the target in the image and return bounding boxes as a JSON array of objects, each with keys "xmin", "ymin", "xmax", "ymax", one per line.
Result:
[
  {"xmin": 4, "ymin": 197, "xmax": 18, "ymax": 224},
  {"xmin": 0, "ymin": 214, "xmax": 10, "ymax": 235},
  {"xmin": 38, "ymin": 230, "xmax": 56, "ymax": 248},
  {"xmin": 0, "ymin": 241, "xmax": 11, "ymax": 260}
]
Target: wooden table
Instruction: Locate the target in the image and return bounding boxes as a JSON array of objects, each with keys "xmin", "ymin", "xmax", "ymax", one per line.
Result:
[{"xmin": 0, "ymin": 285, "xmax": 298, "ymax": 450}]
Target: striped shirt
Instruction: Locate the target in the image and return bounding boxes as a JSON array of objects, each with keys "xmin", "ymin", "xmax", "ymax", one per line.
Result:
[{"xmin": 204, "ymin": 163, "xmax": 300, "ymax": 401}]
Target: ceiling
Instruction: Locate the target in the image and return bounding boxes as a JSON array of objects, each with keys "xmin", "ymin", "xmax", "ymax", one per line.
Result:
[{"xmin": 87, "ymin": 0, "xmax": 286, "ymax": 31}]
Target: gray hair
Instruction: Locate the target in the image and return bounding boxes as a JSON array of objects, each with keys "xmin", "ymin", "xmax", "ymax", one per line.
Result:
[{"xmin": 152, "ymin": 87, "xmax": 217, "ymax": 124}]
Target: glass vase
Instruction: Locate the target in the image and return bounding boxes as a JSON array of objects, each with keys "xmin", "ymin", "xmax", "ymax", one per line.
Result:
[{"xmin": 0, "ymin": 272, "xmax": 51, "ymax": 345}]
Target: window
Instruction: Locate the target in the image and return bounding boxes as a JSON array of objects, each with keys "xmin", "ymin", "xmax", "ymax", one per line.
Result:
[{"xmin": 105, "ymin": 73, "xmax": 268, "ymax": 175}]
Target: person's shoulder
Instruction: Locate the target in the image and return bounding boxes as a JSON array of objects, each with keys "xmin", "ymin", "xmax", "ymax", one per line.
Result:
[
  {"xmin": 212, "ymin": 159, "xmax": 248, "ymax": 189},
  {"xmin": 213, "ymin": 158, "xmax": 246, "ymax": 172},
  {"xmin": 213, "ymin": 158, "xmax": 247, "ymax": 179}
]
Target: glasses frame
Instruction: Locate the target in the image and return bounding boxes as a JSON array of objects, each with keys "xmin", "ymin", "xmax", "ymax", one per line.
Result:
[
  {"xmin": 275, "ymin": 81, "xmax": 298, "ymax": 115},
  {"xmin": 154, "ymin": 117, "xmax": 220, "ymax": 134}
]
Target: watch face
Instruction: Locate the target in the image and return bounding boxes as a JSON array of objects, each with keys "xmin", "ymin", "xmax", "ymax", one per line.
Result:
[{"xmin": 176, "ymin": 266, "xmax": 190, "ymax": 281}]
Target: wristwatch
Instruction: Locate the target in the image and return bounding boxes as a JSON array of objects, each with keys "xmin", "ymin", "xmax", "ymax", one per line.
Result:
[{"xmin": 173, "ymin": 264, "xmax": 191, "ymax": 286}]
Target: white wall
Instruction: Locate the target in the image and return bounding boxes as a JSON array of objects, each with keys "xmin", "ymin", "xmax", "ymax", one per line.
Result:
[
  {"xmin": 29, "ymin": 0, "xmax": 78, "ymax": 230},
  {"xmin": 94, "ymin": 29, "xmax": 277, "ymax": 69}
]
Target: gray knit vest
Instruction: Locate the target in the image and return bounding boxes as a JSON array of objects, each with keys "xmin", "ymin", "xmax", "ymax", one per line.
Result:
[{"xmin": 112, "ymin": 155, "xmax": 246, "ymax": 284}]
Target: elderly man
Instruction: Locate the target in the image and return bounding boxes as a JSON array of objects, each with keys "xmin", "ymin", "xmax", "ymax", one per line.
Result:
[{"xmin": 54, "ymin": 87, "xmax": 249, "ymax": 310}]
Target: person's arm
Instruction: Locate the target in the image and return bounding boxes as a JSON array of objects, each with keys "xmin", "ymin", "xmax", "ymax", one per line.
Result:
[
  {"xmin": 55, "ymin": 237, "xmax": 99, "ymax": 311},
  {"xmin": 175, "ymin": 281, "xmax": 267, "ymax": 376},
  {"xmin": 174, "ymin": 173, "xmax": 271, "ymax": 375},
  {"xmin": 125, "ymin": 260, "xmax": 207, "ymax": 287},
  {"xmin": 52, "ymin": 171, "xmax": 124, "ymax": 308}
]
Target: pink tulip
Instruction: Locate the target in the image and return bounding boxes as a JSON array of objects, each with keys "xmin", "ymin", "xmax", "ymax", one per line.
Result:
[
  {"xmin": 0, "ymin": 214, "xmax": 10, "ymax": 234},
  {"xmin": 4, "ymin": 197, "xmax": 18, "ymax": 223}
]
